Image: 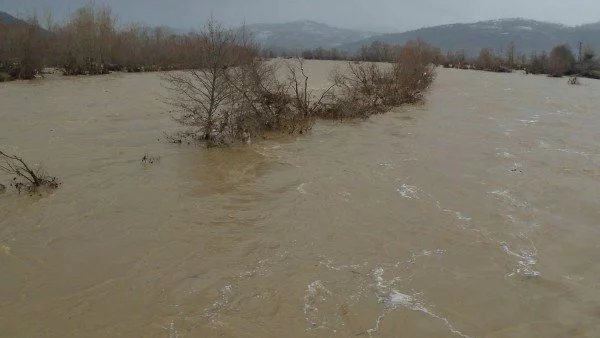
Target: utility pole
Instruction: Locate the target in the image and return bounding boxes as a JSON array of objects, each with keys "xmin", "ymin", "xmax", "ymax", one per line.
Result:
[{"xmin": 578, "ymin": 41, "xmax": 583, "ymax": 62}]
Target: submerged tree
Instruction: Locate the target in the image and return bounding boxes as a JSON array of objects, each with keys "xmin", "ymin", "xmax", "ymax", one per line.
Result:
[
  {"xmin": 163, "ymin": 20, "xmax": 438, "ymax": 147},
  {"xmin": 528, "ymin": 51, "xmax": 548, "ymax": 74},
  {"xmin": 0, "ymin": 150, "xmax": 59, "ymax": 193},
  {"xmin": 475, "ymin": 48, "xmax": 508, "ymax": 72},
  {"xmin": 163, "ymin": 19, "xmax": 256, "ymax": 146},
  {"xmin": 548, "ymin": 44, "xmax": 575, "ymax": 77}
]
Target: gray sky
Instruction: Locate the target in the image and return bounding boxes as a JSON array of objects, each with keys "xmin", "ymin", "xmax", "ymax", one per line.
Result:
[{"xmin": 2, "ymin": 0, "xmax": 600, "ymax": 32}]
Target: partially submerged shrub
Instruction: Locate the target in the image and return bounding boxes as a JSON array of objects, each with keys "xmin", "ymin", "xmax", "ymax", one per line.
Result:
[
  {"xmin": 475, "ymin": 49, "xmax": 510, "ymax": 73},
  {"xmin": 390, "ymin": 43, "xmax": 437, "ymax": 103},
  {"xmin": 227, "ymin": 60, "xmax": 303, "ymax": 137},
  {"xmin": 141, "ymin": 153, "xmax": 161, "ymax": 166},
  {"xmin": 567, "ymin": 76, "xmax": 580, "ymax": 85},
  {"xmin": 328, "ymin": 62, "xmax": 392, "ymax": 119},
  {"xmin": 0, "ymin": 150, "xmax": 60, "ymax": 193},
  {"xmin": 324, "ymin": 42, "xmax": 436, "ymax": 121},
  {"xmin": 164, "ymin": 32, "xmax": 437, "ymax": 146},
  {"xmin": 163, "ymin": 20, "xmax": 320, "ymax": 146},
  {"xmin": 548, "ymin": 44, "xmax": 575, "ymax": 77},
  {"xmin": 283, "ymin": 59, "xmax": 340, "ymax": 128},
  {"xmin": 162, "ymin": 19, "xmax": 257, "ymax": 147}
]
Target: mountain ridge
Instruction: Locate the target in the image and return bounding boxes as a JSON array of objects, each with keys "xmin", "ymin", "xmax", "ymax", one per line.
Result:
[
  {"xmin": 341, "ymin": 18, "xmax": 600, "ymax": 56},
  {"xmin": 0, "ymin": 10, "xmax": 25, "ymax": 25},
  {"xmin": 3, "ymin": 9, "xmax": 600, "ymax": 56}
]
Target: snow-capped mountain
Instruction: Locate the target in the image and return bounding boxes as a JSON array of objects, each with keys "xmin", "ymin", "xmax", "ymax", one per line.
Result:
[{"xmin": 341, "ymin": 18, "xmax": 600, "ymax": 55}]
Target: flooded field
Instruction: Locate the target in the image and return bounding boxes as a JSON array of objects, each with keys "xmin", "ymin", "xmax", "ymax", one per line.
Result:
[{"xmin": 1, "ymin": 61, "xmax": 600, "ymax": 337}]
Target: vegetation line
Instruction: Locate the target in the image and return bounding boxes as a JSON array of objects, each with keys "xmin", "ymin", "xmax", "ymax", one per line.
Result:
[{"xmin": 162, "ymin": 20, "xmax": 437, "ymax": 147}]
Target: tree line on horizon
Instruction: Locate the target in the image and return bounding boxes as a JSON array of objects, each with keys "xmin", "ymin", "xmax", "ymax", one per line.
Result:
[
  {"xmin": 0, "ymin": 4, "xmax": 258, "ymax": 81},
  {"xmin": 441, "ymin": 41, "xmax": 599, "ymax": 78},
  {"xmin": 3, "ymin": 3, "xmax": 595, "ymax": 82},
  {"xmin": 270, "ymin": 40, "xmax": 600, "ymax": 79}
]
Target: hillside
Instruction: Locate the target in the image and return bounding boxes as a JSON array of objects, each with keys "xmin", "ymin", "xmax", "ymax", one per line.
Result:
[
  {"xmin": 246, "ymin": 20, "xmax": 375, "ymax": 51},
  {"xmin": 342, "ymin": 19, "xmax": 600, "ymax": 56},
  {"xmin": 0, "ymin": 10, "xmax": 24, "ymax": 25}
]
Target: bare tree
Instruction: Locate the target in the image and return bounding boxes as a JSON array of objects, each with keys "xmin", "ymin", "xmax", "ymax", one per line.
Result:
[
  {"xmin": 286, "ymin": 59, "xmax": 339, "ymax": 120},
  {"xmin": 226, "ymin": 60, "xmax": 297, "ymax": 136},
  {"xmin": 0, "ymin": 150, "xmax": 59, "ymax": 193},
  {"xmin": 329, "ymin": 61, "xmax": 390, "ymax": 119},
  {"xmin": 325, "ymin": 40, "xmax": 437, "ymax": 120},
  {"xmin": 548, "ymin": 44, "xmax": 575, "ymax": 77},
  {"xmin": 527, "ymin": 51, "xmax": 548, "ymax": 74},
  {"xmin": 162, "ymin": 28, "xmax": 437, "ymax": 146},
  {"xmin": 163, "ymin": 19, "xmax": 253, "ymax": 146},
  {"xmin": 506, "ymin": 41, "xmax": 516, "ymax": 68},
  {"xmin": 476, "ymin": 48, "xmax": 504, "ymax": 72},
  {"xmin": 392, "ymin": 41, "xmax": 437, "ymax": 102}
]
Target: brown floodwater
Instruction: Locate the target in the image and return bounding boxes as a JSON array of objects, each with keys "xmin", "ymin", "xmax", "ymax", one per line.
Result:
[{"xmin": 1, "ymin": 61, "xmax": 600, "ymax": 337}]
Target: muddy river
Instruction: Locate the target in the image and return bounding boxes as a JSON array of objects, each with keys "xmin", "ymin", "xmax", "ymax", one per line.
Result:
[{"xmin": 1, "ymin": 61, "xmax": 600, "ymax": 337}]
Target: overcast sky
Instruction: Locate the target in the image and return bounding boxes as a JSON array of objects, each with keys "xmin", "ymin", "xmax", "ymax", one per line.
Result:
[{"xmin": 2, "ymin": 0, "xmax": 600, "ymax": 32}]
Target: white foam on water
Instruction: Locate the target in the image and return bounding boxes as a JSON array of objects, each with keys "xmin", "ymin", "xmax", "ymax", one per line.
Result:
[
  {"xmin": 490, "ymin": 189, "xmax": 529, "ymax": 209},
  {"xmin": 518, "ymin": 118, "xmax": 539, "ymax": 125},
  {"xmin": 396, "ymin": 184, "xmax": 420, "ymax": 199},
  {"xmin": 501, "ymin": 242, "xmax": 540, "ymax": 278},
  {"xmin": 1, "ymin": 243, "xmax": 11, "ymax": 255},
  {"xmin": 163, "ymin": 320, "xmax": 180, "ymax": 338},
  {"xmin": 369, "ymin": 267, "xmax": 472, "ymax": 338},
  {"xmin": 303, "ymin": 280, "xmax": 332, "ymax": 330},
  {"xmin": 550, "ymin": 109, "xmax": 573, "ymax": 116},
  {"xmin": 562, "ymin": 275, "xmax": 584, "ymax": 282},
  {"xmin": 297, "ymin": 182, "xmax": 309, "ymax": 194},
  {"xmin": 203, "ymin": 283, "xmax": 234, "ymax": 325},
  {"xmin": 386, "ymin": 291, "xmax": 472, "ymax": 338},
  {"xmin": 443, "ymin": 209, "xmax": 472, "ymax": 223},
  {"xmin": 339, "ymin": 191, "xmax": 352, "ymax": 202},
  {"xmin": 318, "ymin": 259, "xmax": 363, "ymax": 271},
  {"xmin": 404, "ymin": 249, "xmax": 447, "ymax": 266},
  {"xmin": 388, "ymin": 291, "xmax": 413, "ymax": 307},
  {"xmin": 555, "ymin": 148, "xmax": 589, "ymax": 158},
  {"xmin": 496, "ymin": 151, "xmax": 515, "ymax": 159},
  {"xmin": 537, "ymin": 140, "xmax": 551, "ymax": 148}
]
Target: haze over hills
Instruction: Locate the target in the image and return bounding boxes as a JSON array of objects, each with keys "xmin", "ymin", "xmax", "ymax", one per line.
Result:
[{"xmin": 245, "ymin": 20, "xmax": 375, "ymax": 51}]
